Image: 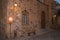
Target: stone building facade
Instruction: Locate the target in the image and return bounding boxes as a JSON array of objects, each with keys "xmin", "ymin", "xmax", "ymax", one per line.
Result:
[
  {"xmin": 0, "ymin": 0, "xmax": 55, "ymax": 38},
  {"xmin": 0, "ymin": 0, "xmax": 7, "ymax": 39},
  {"xmin": 55, "ymin": 4, "xmax": 60, "ymax": 29}
]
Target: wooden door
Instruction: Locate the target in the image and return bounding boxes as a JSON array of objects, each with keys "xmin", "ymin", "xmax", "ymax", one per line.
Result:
[{"xmin": 41, "ymin": 11, "xmax": 45, "ymax": 29}]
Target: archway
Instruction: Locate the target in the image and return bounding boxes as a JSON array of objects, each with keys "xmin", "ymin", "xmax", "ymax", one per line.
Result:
[{"xmin": 41, "ymin": 11, "xmax": 46, "ymax": 29}]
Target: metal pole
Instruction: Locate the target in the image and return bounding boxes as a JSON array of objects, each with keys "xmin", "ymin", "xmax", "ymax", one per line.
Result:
[{"xmin": 10, "ymin": 23, "xmax": 11, "ymax": 38}]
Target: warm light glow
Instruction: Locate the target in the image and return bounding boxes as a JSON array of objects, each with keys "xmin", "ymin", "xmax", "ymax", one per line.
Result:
[
  {"xmin": 14, "ymin": 3, "xmax": 17, "ymax": 7},
  {"xmin": 53, "ymin": 15, "xmax": 56, "ymax": 17},
  {"xmin": 8, "ymin": 17, "xmax": 13, "ymax": 23}
]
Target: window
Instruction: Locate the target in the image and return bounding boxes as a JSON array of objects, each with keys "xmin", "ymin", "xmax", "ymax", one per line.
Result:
[
  {"xmin": 22, "ymin": 10, "xmax": 29, "ymax": 25},
  {"xmin": 22, "ymin": 14, "xmax": 27, "ymax": 24}
]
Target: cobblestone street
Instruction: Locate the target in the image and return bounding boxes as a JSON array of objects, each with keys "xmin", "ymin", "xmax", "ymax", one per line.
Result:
[{"xmin": 5, "ymin": 29, "xmax": 60, "ymax": 40}]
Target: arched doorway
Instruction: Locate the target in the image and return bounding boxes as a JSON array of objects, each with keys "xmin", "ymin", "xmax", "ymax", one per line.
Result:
[{"xmin": 41, "ymin": 11, "xmax": 45, "ymax": 29}]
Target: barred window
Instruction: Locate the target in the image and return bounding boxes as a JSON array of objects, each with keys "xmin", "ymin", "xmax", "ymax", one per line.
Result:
[{"xmin": 22, "ymin": 10, "xmax": 29, "ymax": 25}]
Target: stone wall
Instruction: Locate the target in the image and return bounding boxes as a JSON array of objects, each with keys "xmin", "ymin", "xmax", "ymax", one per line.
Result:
[{"xmin": 3, "ymin": 0, "xmax": 55, "ymax": 38}]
